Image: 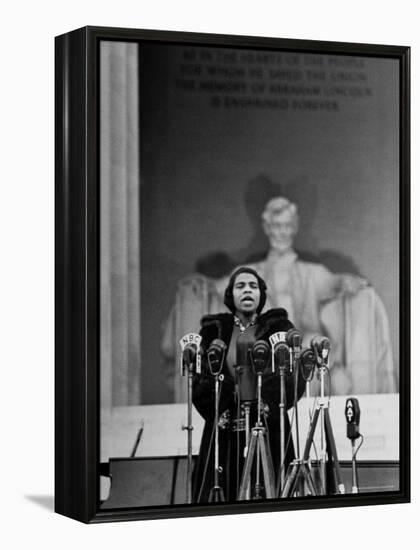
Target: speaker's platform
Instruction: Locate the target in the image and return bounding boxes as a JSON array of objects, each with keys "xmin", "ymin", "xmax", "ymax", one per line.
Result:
[{"xmin": 100, "ymin": 457, "xmax": 399, "ymax": 509}]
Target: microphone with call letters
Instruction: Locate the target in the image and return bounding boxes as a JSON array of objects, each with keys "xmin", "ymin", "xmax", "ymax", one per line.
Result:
[
  {"xmin": 179, "ymin": 333, "xmax": 202, "ymax": 376},
  {"xmin": 345, "ymin": 397, "xmax": 362, "ymax": 493},
  {"xmin": 179, "ymin": 332, "xmax": 202, "ymax": 504},
  {"xmin": 269, "ymin": 331, "xmax": 289, "ymax": 372},
  {"xmin": 269, "ymin": 332, "xmax": 290, "ymax": 494},
  {"xmin": 345, "ymin": 397, "xmax": 361, "ymax": 440}
]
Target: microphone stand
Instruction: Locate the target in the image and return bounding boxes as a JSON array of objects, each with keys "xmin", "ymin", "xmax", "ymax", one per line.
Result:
[
  {"xmin": 238, "ymin": 370, "xmax": 276, "ymax": 500},
  {"xmin": 279, "ymin": 346, "xmax": 317, "ymax": 498},
  {"xmin": 345, "ymin": 398, "xmax": 362, "ymax": 494},
  {"xmin": 288, "ymin": 331, "xmax": 303, "ymax": 496},
  {"xmin": 269, "ymin": 334, "xmax": 289, "ymax": 495},
  {"xmin": 289, "ymin": 349, "xmax": 345, "ymax": 497},
  {"xmin": 238, "ymin": 341, "xmax": 275, "ymax": 500},
  {"xmin": 291, "ymin": 344, "xmax": 301, "ymax": 464},
  {"xmin": 208, "ymin": 372, "xmax": 225, "ymax": 502},
  {"xmin": 241, "ymin": 399, "xmax": 252, "ymax": 501},
  {"xmin": 183, "ymin": 357, "xmax": 197, "ymax": 504},
  {"xmin": 206, "ymin": 339, "xmax": 227, "ymax": 503},
  {"xmin": 279, "ymin": 359, "xmax": 286, "ymax": 493},
  {"xmin": 180, "ymin": 334, "xmax": 202, "ymax": 504},
  {"xmin": 351, "ymin": 439, "xmax": 359, "ymax": 493}
]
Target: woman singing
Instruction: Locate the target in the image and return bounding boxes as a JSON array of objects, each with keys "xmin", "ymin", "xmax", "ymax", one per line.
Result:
[{"xmin": 192, "ymin": 267, "xmax": 306, "ymax": 502}]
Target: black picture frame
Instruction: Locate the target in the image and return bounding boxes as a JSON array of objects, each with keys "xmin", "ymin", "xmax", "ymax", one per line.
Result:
[{"xmin": 55, "ymin": 25, "xmax": 410, "ymax": 523}]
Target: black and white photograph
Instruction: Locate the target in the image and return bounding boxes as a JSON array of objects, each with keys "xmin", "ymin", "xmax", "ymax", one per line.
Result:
[
  {"xmin": 89, "ymin": 33, "xmax": 408, "ymax": 514},
  {"xmin": 3, "ymin": 1, "xmax": 417, "ymax": 547}
]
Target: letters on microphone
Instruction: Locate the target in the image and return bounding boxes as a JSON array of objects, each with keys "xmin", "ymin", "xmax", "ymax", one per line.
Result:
[
  {"xmin": 345, "ymin": 397, "xmax": 361, "ymax": 440},
  {"xmin": 179, "ymin": 332, "xmax": 202, "ymax": 375},
  {"xmin": 270, "ymin": 331, "xmax": 290, "ymax": 373}
]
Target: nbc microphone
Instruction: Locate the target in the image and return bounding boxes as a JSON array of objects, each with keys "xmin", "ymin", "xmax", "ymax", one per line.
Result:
[
  {"xmin": 179, "ymin": 332, "xmax": 202, "ymax": 504},
  {"xmin": 179, "ymin": 333, "xmax": 202, "ymax": 375}
]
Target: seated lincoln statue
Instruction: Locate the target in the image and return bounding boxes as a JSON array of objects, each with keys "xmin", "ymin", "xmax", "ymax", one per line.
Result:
[{"xmin": 161, "ymin": 197, "xmax": 395, "ymax": 401}]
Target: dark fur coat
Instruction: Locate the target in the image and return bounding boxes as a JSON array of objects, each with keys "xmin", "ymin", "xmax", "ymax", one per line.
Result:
[{"xmin": 192, "ymin": 308, "xmax": 306, "ymax": 502}]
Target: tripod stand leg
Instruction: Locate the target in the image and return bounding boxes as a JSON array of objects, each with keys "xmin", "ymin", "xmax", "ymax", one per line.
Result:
[
  {"xmin": 209, "ymin": 486, "xmax": 225, "ymax": 502},
  {"xmin": 303, "ymin": 406, "xmax": 320, "ymax": 460},
  {"xmin": 324, "ymin": 409, "xmax": 345, "ymax": 494},
  {"xmin": 259, "ymin": 435, "xmax": 276, "ymax": 498},
  {"xmin": 302, "ymin": 462, "xmax": 317, "ymax": 496},
  {"xmin": 238, "ymin": 432, "xmax": 258, "ymax": 500},
  {"xmin": 281, "ymin": 461, "xmax": 299, "ymax": 497},
  {"xmin": 290, "ymin": 465, "xmax": 304, "ymax": 496}
]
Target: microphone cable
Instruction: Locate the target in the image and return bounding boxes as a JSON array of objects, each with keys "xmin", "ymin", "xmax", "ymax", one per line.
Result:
[{"xmin": 353, "ymin": 434, "xmax": 364, "ymax": 458}]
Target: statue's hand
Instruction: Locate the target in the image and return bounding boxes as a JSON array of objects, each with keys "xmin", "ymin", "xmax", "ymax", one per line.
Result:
[{"xmin": 339, "ymin": 273, "xmax": 369, "ymax": 296}]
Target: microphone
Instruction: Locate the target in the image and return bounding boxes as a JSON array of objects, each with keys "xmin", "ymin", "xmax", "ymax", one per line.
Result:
[
  {"xmin": 286, "ymin": 328, "xmax": 303, "ymax": 350},
  {"xmin": 287, "ymin": 328, "xmax": 303, "ymax": 375},
  {"xmin": 300, "ymin": 348, "xmax": 317, "ymax": 380},
  {"xmin": 236, "ymin": 331, "xmax": 257, "ymax": 401},
  {"xmin": 345, "ymin": 397, "xmax": 361, "ymax": 440},
  {"xmin": 250, "ymin": 340, "xmax": 270, "ymax": 375},
  {"xmin": 311, "ymin": 334, "xmax": 331, "ymax": 360},
  {"xmin": 207, "ymin": 339, "xmax": 227, "ymax": 376},
  {"xmin": 269, "ymin": 332, "xmax": 290, "ymax": 374},
  {"xmin": 179, "ymin": 333, "xmax": 202, "ymax": 375}
]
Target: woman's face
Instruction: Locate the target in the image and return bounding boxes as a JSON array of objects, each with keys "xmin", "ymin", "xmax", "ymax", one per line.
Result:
[{"xmin": 232, "ymin": 272, "xmax": 261, "ymax": 316}]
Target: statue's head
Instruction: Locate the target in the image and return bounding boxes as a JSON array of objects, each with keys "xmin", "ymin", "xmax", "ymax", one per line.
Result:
[{"xmin": 261, "ymin": 197, "xmax": 298, "ymax": 255}]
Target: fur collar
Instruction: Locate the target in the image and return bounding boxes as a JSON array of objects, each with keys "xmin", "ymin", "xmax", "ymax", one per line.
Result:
[{"xmin": 200, "ymin": 308, "xmax": 291, "ymax": 346}]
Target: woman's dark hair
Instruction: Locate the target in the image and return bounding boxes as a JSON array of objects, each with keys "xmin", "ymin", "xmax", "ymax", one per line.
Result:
[{"xmin": 224, "ymin": 267, "xmax": 267, "ymax": 314}]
